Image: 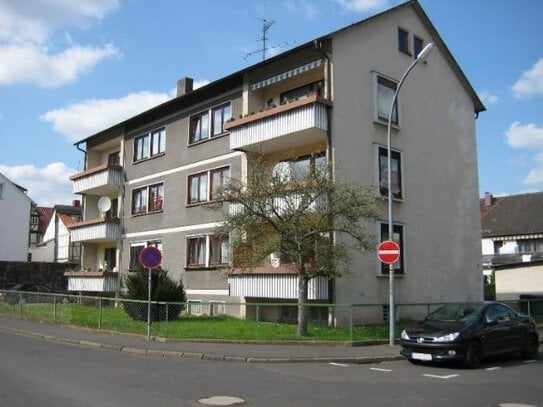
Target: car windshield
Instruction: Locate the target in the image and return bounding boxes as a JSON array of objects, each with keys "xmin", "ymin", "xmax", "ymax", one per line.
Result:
[{"xmin": 425, "ymin": 303, "xmax": 484, "ymax": 322}]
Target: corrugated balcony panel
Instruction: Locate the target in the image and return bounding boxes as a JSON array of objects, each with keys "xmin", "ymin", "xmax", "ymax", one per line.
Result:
[
  {"xmin": 70, "ymin": 218, "xmax": 120, "ymax": 243},
  {"xmin": 65, "ymin": 271, "xmax": 119, "ymax": 292},
  {"xmin": 228, "ymin": 274, "xmax": 328, "ymax": 300},
  {"xmin": 70, "ymin": 164, "xmax": 123, "ymax": 195},
  {"xmin": 227, "ymin": 96, "xmax": 331, "ymax": 152}
]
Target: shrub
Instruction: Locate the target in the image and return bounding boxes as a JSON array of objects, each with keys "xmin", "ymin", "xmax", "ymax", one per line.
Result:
[{"xmin": 123, "ymin": 266, "xmax": 186, "ymax": 321}]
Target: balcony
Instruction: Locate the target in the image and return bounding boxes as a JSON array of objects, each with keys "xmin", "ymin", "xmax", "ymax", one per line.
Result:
[
  {"xmin": 70, "ymin": 164, "xmax": 123, "ymax": 195},
  {"xmin": 69, "ymin": 218, "xmax": 121, "ymax": 243},
  {"xmin": 228, "ymin": 265, "xmax": 328, "ymax": 300},
  {"xmin": 64, "ymin": 270, "xmax": 119, "ymax": 293},
  {"xmin": 225, "ymin": 95, "xmax": 331, "ymax": 153}
]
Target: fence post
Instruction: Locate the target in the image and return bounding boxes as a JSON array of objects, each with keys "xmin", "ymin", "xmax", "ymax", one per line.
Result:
[
  {"xmin": 19, "ymin": 293, "xmax": 23, "ymax": 317},
  {"xmin": 98, "ymin": 297, "xmax": 103, "ymax": 330},
  {"xmin": 349, "ymin": 305, "xmax": 353, "ymax": 342},
  {"xmin": 166, "ymin": 303, "xmax": 169, "ymax": 339},
  {"xmin": 527, "ymin": 299, "xmax": 531, "ymax": 317},
  {"xmin": 53, "ymin": 295, "xmax": 57, "ymax": 323}
]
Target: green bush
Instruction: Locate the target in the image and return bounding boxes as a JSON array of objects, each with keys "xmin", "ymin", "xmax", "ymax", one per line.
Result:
[{"xmin": 123, "ymin": 266, "xmax": 186, "ymax": 321}]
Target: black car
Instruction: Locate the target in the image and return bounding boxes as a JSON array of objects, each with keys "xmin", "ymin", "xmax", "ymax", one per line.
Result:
[
  {"xmin": 4, "ymin": 283, "xmax": 72, "ymax": 305},
  {"xmin": 400, "ymin": 302, "xmax": 539, "ymax": 368}
]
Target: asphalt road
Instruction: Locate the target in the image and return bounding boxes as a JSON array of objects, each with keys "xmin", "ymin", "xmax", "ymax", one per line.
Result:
[{"xmin": 1, "ymin": 331, "xmax": 542, "ymax": 407}]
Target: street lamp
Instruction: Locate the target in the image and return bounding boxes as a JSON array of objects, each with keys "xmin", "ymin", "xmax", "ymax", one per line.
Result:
[{"xmin": 387, "ymin": 43, "xmax": 434, "ymax": 346}]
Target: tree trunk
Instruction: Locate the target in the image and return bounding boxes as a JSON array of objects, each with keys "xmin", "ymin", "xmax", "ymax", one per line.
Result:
[{"xmin": 297, "ymin": 274, "xmax": 309, "ymax": 337}]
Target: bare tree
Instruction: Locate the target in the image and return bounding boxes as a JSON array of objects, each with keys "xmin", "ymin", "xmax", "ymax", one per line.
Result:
[{"xmin": 210, "ymin": 157, "xmax": 379, "ymax": 337}]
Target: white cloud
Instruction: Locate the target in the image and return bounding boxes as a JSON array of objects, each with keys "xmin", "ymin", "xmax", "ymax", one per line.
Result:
[
  {"xmin": 0, "ymin": 43, "xmax": 119, "ymax": 87},
  {"xmin": 0, "ymin": 162, "xmax": 77, "ymax": 206},
  {"xmin": 512, "ymin": 58, "xmax": 543, "ymax": 98},
  {"xmin": 478, "ymin": 90, "xmax": 498, "ymax": 106},
  {"xmin": 41, "ymin": 91, "xmax": 174, "ymax": 142},
  {"xmin": 0, "ymin": 0, "xmax": 120, "ymax": 87},
  {"xmin": 286, "ymin": 1, "xmax": 320, "ymax": 19},
  {"xmin": 524, "ymin": 153, "xmax": 543, "ymax": 185},
  {"xmin": 334, "ymin": 0, "xmax": 389, "ymax": 12},
  {"xmin": 193, "ymin": 79, "xmax": 210, "ymax": 90},
  {"xmin": 505, "ymin": 121, "xmax": 543, "ymax": 149},
  {"xmin": 0, "ymin": 0, "xmax": 120, "ymax": 45}
]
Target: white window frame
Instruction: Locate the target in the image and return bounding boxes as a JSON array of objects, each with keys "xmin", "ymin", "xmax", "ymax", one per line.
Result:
[
  {"xmin": 187, "ymin": 165, "xmax": 230, "ymax": 205},
  {"xmin": 375, "ymin": 144, "xmax": 404, "ymax": 200},
  {"xmin": 373, "ymin": 72, "xmax": 401, "ymax": 127},
  {"xmin": 133, "ymin": 127, "xmax": 166, "ymax": 163},
  {"xmin": 189, "ymin": 102, "xmax": 232, "ymax": 146},
  {"xmin": 186, "ymin": 234, "xmax": 229, "ymax": 269},
  {"xmin": 131, "ymin": 182, "xmax": 165, "ymax": 215}
]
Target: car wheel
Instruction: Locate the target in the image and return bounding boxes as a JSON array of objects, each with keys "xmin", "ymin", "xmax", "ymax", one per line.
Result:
[
  {"xmin": 521, "ymin": 335, "xmax": 539, "ymax": 360},
  {"xmin": 464, "ymin": 340, "xmax": 483, "ymax": 368}
]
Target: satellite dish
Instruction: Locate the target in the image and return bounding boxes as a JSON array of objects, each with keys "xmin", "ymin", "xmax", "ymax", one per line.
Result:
[{"xmin": 97, "ymin": 196, "xmax": 112, "ymax": 216}]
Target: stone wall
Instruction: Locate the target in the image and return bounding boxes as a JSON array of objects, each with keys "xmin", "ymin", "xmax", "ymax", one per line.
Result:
[{"xmin": 0, "ymin": 261, "xmax": 77, "ymax": 290}]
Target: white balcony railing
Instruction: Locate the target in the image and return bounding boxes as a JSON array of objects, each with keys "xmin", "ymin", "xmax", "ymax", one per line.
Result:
[
  {"xmin": 226, "ymin": 95, "xmax": 331, "ymax": 152},
  {"xmin": 228, "ymin": 272, "xmax": 328, "ymax": 300},
  {"xmin": 64, "ymin": 271, "xmax": 119, "ymax": 293},
  {"xmin": 70, "ymin": 164, "xmax": 123, "ymax": 195},
  {"xmin": 70, "ymin": 218, "xmax": 121, "ymax": 243}
]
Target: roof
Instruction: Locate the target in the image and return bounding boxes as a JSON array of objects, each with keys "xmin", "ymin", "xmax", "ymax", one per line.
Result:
[
  {"xmin": 481, "ymin": 192, "xmax": 543, "ymax": 238},
  {"xmin": 0, "ymin": 172, "xmax": 34, "ymax": 204},
  {"xmin": 36, "ymin": 207, "xmax": 54, "ymax": 234},
  {"xmin": 75, "ymin": 0, "xmax": 484, "ymax": 147}
]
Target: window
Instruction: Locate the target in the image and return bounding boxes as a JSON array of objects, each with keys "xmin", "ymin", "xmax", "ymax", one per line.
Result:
[
  {"xmin": 518, "ymin": 238, "xmax": 543, "ymax": 254},
  {"xmin": 190, "ymin": 102, "xmax": 231, "ymax": 144},
  {"xmin": 378, "ymin": 147, "xmax": 402, "ymax": 199},
  {"xmin": 129, "ymin": 240, "xmax": 162, "ymax": 269},
  {"xmin": 132, "ymin": 182, "xmax": 164, "ymax": 215},
  {"xmin": 398, "ymin": 28, "xmax": 410, "ymax": 55},
  {"xmin": 188, "ymin": 166, "xmax": 230, "ymax": 204},
  {"xmin": 134, "ymin": 128, "xmax": 166, "ymax": 162},
  {"xmin": 108, "ymin": 151, "xmax": 120, "ymax": 165},
  {"xmin": 272, "ymin": 152, "xmax": 326, "ymax": 181},
  {"xmin": 187, "ymin": 234, "xmax": 229, "ymax": 268},
  {"xmin": 0, "ymin": 183, "xmax": 4, "ymax": 199},
  {"xmin": 212, "ymin": 104, "xmax": 232, "ymax": 137},
  {"xmin": 414, "ymin": 36, "xmax": 424, "ymax": 58},
  {"xmin": 376, "ymin": 75, "xmax": 398, "ymax": 125},
  {"xmin": 380, "ymin": 223, "xmax": 404, "ymax": 275},
  {"xmin": 280, "ymin": 81, "xmax": 323, "ymax": 104}
]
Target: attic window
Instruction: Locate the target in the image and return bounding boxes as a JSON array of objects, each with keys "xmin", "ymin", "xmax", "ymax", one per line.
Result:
[
  {"xmin": 414, "ymin": 36, "xmax": 424, "ymax": 58},
  {"xmin": 398, "ymin": 28, "xmax": 410, "ymax": 55},
  {"xmin": 0, "ymin": 183, "xmax": 4, "ymax": 199}
]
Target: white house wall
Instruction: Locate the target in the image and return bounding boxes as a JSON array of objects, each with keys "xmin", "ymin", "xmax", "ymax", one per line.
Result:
[{"xmin": 495, "ymin": 264, "xmax": 543, "ymax": 300}]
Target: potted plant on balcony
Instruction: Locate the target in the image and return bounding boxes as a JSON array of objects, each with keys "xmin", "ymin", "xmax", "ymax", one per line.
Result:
[{"xmin": 123, "ymin": 266, "xmax": 186, "ymax": 322}]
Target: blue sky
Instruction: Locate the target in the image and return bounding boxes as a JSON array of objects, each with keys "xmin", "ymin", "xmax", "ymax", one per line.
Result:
[{"xmin": 0, "ymin": 0, "xmax": 542, "ymax": 206}]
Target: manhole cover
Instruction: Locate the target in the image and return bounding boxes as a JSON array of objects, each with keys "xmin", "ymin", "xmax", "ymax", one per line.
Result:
[{"xmin": 197, "ymin": 395, "xmax": 245, "ymax": 406}]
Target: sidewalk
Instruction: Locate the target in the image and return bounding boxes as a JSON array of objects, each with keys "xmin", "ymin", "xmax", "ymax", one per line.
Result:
[{"xmin": 0, "ymin": 315, "xmax": 403, "ymax": 364}]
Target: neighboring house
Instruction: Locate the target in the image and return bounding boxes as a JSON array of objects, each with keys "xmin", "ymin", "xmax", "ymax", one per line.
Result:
[
  {"xmin": 481, "ymin": 192, "xmax": 543, "ymax": 273},
  {"xmin": 67, "ymin": 0, "xmax": 484, "ymax": 321},
  {"xmin": 29, "ymin": 203, "xmax": 82, "ymax": 263},
  {"xmin": 481, "ymin": 192, "xmax": 543, "ymax": 300},
  {"xmin": 0, "ymin": 172, "xmax": 34, "ymax": 261}
]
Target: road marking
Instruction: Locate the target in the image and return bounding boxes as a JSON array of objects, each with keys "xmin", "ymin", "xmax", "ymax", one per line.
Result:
[
  {"xmin": 423, "ymin": 374, "xmax": 459, "ymax": 379},
  {"xmin": 523, "ymin": 360, "xmax": 537, "ymax": 364},
  {"xmin": 329, "ymin": 362, "xmax": 349, "ymax": 367},
  {"xmin": 486, "ymin": 367, "xmax": 501, "ymax": 371},
  {"xmin": 370, "ymin": 367, "xmax": 392, "ymax": 372}
]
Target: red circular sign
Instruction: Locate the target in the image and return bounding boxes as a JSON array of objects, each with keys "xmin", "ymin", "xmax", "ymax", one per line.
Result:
[
  {"xmin": 377, "ymin": 240, "xmax": 400, "ymax": 264},
  {"xmin": 140, "ymin": 246, "xmax": 162, "ymax": 268}
]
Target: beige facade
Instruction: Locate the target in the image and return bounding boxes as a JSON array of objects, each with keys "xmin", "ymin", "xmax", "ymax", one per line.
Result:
[
  {"xmin": 67, "ymin": 1, "xmax": 484, "ymax": 319},
  {"xmin": 495, "ymin": 263, "xmax": 543, "ymax": 301}
]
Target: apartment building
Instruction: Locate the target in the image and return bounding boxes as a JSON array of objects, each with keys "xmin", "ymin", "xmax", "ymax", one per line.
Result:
[{"xmin": 67, "ymin": 0, "xmax": 484, "ymax": 319}]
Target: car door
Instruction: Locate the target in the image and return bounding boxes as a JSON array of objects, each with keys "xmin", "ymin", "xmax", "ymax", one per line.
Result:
[{"xmin": 483, "ymin": 304, "xmax": 522, "ymax": 354}]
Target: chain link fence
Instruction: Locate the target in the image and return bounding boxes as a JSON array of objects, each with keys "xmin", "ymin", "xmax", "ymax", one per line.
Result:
[{"xmin": 1, "ymin": 289, "xmax": 541, "ymax": 341}]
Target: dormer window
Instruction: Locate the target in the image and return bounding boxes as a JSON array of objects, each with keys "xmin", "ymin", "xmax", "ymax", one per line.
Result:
[{"xmin": 414, "ymin": 36, "xmax": 424, "ymax": 58}]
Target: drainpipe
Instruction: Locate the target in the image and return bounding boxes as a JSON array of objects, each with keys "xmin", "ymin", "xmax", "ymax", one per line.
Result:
[
  {"xmin": 75, "ymin": 142, "xmax": 87, "ymax": 171},
  {"xmin": 314, "ymin": 40, "xmax": 336, "ymax": 325}
]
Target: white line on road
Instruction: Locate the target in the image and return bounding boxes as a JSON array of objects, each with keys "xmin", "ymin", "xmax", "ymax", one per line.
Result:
[
  {"xmin": 329, "ymin": 362, "xmax": 349, "ymax": 367},
  {"xmin": 370, "ymin": 367, "xmax": 393, "ymax": 372},
  {"xmin": 423, "ymin": 374, "xmax": 459, "ymax": 379},
  {"xmin": 523, "ymin": 360, "xmax": 537, "ymax": 364},
  {"xmin": 485, "ymin": 367, "xmax": 501, "ymax": 371}
]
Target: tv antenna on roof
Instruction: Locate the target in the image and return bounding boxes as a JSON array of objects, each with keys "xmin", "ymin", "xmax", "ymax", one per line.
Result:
[{"xmin": 244, "ymin": 18, "xmax": 291, "ymax": 61}]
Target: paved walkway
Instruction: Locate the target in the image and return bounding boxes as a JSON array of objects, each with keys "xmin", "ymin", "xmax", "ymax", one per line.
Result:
[{"xmin": 0, "ymin": 315, "xmax": 403, "ymax": 364}]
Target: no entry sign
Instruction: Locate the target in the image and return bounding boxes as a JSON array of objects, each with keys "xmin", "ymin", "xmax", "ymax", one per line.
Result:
[
  {"xmin": 377, "ymin": 240, "xmax": 400, "ymax": 264},
  {"xmin": 140, "ymin": 246, "xmax": 162, "ymax": 269}
]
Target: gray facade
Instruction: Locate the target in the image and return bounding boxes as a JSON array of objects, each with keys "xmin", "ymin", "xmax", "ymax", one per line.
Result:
[{"xmin": 68, "ymin": 0, "xmax": 484, "ymax": 319}]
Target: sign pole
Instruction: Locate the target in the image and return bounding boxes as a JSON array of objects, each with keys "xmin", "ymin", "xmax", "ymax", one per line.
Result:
[
  {"xmin": 377, "ymin": 240, "xmax": 400, "ymax": 346},
  {"xmin": 147, "ymin": 266, "xmax": 152, "ymax": 341}
]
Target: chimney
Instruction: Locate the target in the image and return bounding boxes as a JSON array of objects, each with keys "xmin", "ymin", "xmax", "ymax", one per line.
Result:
[
  {"xmin": 72, "ymin": 200, "xmax": 81, "ymax": 208},
  {"xmin": 177, "ymin": 77, "xmax": 194, "ymax": 97},
  {"xmin": 484, "ymin": 192, "xmax": 493, "ymax": 208}
]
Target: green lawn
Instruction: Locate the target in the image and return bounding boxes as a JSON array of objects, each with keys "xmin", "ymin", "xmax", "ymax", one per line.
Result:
[{"xmin": 0, "ymin": 302, "xmax": 403, "ymax": 342}]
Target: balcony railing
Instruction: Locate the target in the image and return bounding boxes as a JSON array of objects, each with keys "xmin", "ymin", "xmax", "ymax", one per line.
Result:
[
  {"xmin": 69, "ymin": 218, "xmax": 121, "ymax": 243},
  {"xmin": 228, "ymin": 265, "xmax": 328, "ymax": 300},
  {"xmin": 64, "ymin": 270, "xmax": 119, "ymax": 293},
  {"xmin": 225, "ymin": 95, "xmax": 331, "ymax": 153},
  {"xmin": 70, "ymin": 164, "xmax": 123, "ymax": 195}
]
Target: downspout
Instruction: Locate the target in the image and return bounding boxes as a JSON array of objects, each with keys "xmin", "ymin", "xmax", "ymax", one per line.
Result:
[
  {"xmin": 75, "ymin": 142, "xmax": 87, "ymax": 171},
  {"xmin": 314, "ymin": 40, "xmax": 336, "ymax": 324}
]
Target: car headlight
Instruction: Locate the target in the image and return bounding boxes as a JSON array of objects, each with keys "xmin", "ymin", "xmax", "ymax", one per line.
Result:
[
  {"xmin": 401, "ymin": 329, "xmax": 410, "ymax": 340},
  {"xmin": 433, "ymin": 332, "xmax": 460, "ymax": 342}
]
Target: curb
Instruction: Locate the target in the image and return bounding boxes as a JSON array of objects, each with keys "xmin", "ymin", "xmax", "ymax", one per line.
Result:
[{"xmin": 0, "ymin": 324, "xmax": 403, "ymax": 364}]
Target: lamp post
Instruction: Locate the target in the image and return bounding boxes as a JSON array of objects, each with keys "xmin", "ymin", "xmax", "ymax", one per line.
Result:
[{"xmin": 387, "ymin": 43, "xmax": 434, "ymax": 346}]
